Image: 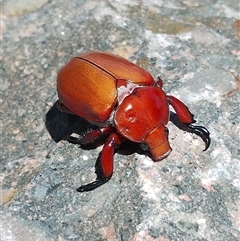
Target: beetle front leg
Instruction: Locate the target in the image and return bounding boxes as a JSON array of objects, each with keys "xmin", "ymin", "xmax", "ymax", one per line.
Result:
[
  {"xmin": 168, "ymin": 96, "xmax": 211, "ymax": 150},
  {"xmin": 170, "ymin": 112, "xmax": 211, "ymax": 151},
  {"xmin": 168, "ymin": 95, "xmax": 195, "ymax": 124},
  {"xmin": 77, "ymin": 133, "xmax": 122, "ymax": 192}
]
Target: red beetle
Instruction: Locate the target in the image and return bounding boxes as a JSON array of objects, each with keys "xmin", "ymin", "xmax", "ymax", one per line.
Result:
[{"xmin": 57, "ymin": 51, "xmax": 210, "ymax": 192}]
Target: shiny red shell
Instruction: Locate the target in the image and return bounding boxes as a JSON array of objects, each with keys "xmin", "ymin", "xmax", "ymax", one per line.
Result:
[{"xmin": 115, "ymin": 86, "xmax": 169, "ymax": 142}]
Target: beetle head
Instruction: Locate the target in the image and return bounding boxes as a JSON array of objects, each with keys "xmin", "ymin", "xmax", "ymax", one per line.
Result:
[{"xmin": 144, "ymin": 125, "xmax": 172, "ymax": 161}]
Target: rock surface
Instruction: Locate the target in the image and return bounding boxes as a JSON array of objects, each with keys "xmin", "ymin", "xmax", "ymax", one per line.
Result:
[{"xmin": 1, "ymin": 0, "xmax": 239, "ymax": 240}]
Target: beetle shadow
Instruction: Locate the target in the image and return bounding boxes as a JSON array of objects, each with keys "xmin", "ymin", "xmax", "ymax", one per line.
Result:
[
  {"xmin": 45, "ymin": 102, "xmax": 146, "ymax": 156},
  {"xmin": 45, "ymin": 102, "xmax": 89, "ymax": 143}
]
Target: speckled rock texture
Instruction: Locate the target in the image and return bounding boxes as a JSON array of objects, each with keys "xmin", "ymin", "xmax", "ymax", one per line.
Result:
[{"xmin": 1, "ymin": 0, "xmax": 239, "ymax": 240}]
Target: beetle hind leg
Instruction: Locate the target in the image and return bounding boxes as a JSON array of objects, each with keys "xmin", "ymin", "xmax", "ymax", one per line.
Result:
[
  {"xmin": 77, "ymin": 133, "xmax": 122, "ymax": 192},
  {"xmin": 170, "ymin": 112, "xmax": 211, "ymax": 151}
]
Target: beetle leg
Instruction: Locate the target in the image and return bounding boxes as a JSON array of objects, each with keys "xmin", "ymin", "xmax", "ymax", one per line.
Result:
[
  {"xmin": 170, "ymin": 112, "xmax": 211, "ymax": 151},
  {"xmin": 64, "ymin": 125, "xmax": 111, "ymax": 145},
  {"xmin": 77, "ymin": 133, "xmax": 122, "ymax": 192},
  {"xmin": 167, "ymin": 95, "xmax": 196, "ymax": 124},
  {"xmin": 81, "ymin": 126, "xmax": 111, "ymax": 145}
]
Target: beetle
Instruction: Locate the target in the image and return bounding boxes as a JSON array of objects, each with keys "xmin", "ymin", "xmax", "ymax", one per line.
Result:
[{"xmin": 57, "ymin": 51, "xmax": 210, "ymax": 192}]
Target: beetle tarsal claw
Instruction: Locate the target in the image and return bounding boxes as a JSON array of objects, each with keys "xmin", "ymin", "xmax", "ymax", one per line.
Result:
[
  {"xmin": 77, "ymin": 178, "xmax": 110, "ymax": 192},
  {"xmin": 188, "ymin": 125, "xmax": 211, "ymax": 151}
]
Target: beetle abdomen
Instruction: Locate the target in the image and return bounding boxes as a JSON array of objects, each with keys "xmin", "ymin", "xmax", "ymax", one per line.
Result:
[{"xmin": 57, "ymin": 57, "xmax": 117, "ymax": 123}]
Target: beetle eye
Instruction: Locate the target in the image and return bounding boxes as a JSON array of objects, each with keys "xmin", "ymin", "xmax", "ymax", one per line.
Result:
[
  {"xmin": 165, "ymin": 127, "xmax": 169, "ymax": 136},
  {"xmin": 140, "ymin": 142, "xmax": 149, "ymax": 150}
]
